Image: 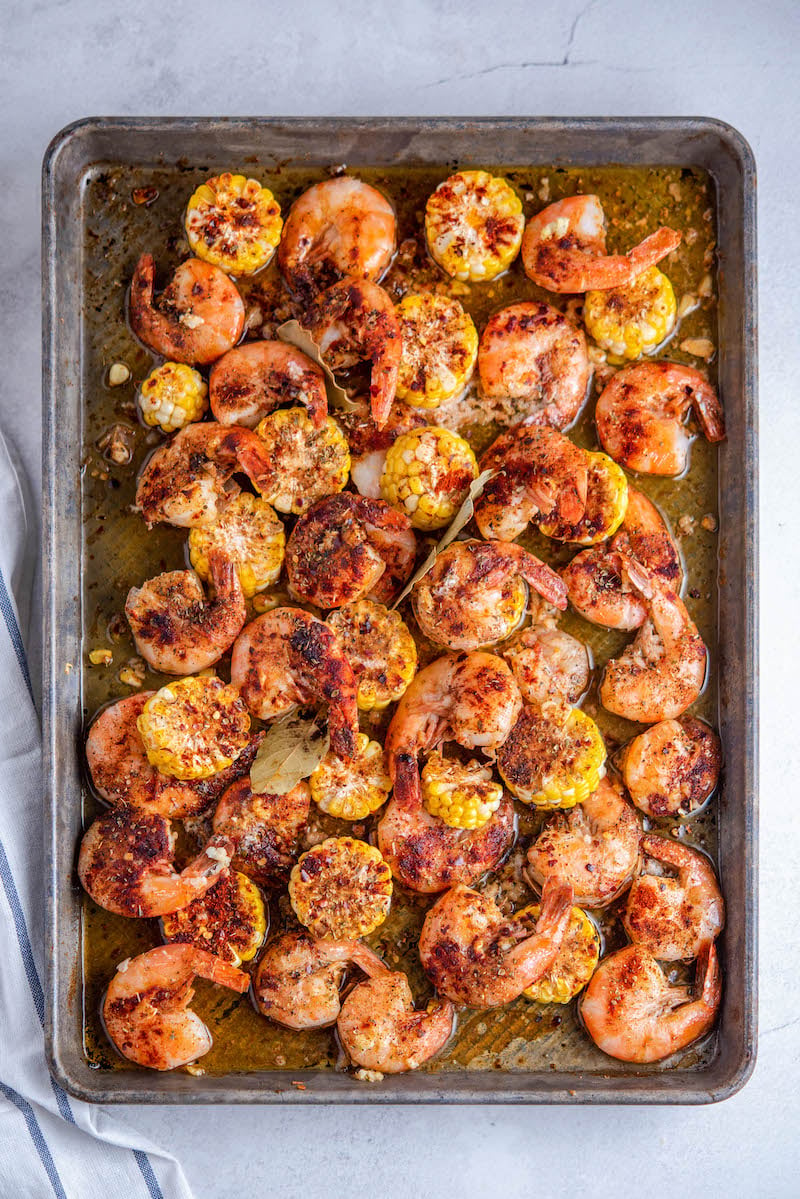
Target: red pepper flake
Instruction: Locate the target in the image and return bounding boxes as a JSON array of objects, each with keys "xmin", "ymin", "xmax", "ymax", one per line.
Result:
[
  {"xmin": 291, "ymin": 1080, "xmax": 307, "ymax": 1090},
  {"xmin": 132, "ymin": 186, "xmax": 159, "ymax": 207}
]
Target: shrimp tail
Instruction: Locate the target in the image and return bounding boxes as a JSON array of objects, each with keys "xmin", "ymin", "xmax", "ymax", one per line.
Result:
[
  {"xmin": 392, "ymin": 753, "xmax": 423, "ymax": 809},
  {"xmin": 519, "ymin": 553, "xmax": 568, "ymax": 610},
  {"xmin": 696, "ymin": 941, "xmax": 722, "ymax": 1012},
  {"xmin": 628, "ymin": 227, "xmax": 682, "ymax": 276},
  {"xmin": 536, "ymin": 877, "xmax": 574, "ymax": 938},
  {"xmin": 193, "ymin": 950, "xmax": 251, "ymax": 993}
]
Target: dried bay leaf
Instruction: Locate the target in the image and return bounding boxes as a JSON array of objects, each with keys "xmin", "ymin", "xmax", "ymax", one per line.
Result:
[
  {"xmin": 276, "ymin": 319, "xmax": 358, "ymax": 413},
  {"xmin": 249, "ymin": 711, "xmax": 330, "ymax": 796}
]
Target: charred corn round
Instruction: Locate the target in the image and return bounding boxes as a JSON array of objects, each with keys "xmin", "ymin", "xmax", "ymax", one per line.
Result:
[
  {"xmin": 289, "ymin": 836, "xmax": 392, "ymax": 939},
  {"xmin": 538, "ymin": 451, "xmax": 628, "ymax": 545},
  {"xmin": 518, "ymin": 903, "xmax": 600, "ymax": 1003},
  {"xmin": 395, "ymin": 293, "xmax": 478, "ymax": 408},
  {"xmin": 254, "ymin": 407, "xmax": 350, "ymax": 515},
  {"xmin": 425, "ymin": 170, "xmax": 524, "ymax": 282},
  {"xmin": 161, "ymin": 870, "xmax": 267, "ymax": 967},
  {"xmin": 422, "ymin": 751, "xmax": 503, "ymax": 830},
  {"xmin": 138, "ymin": 362, "xmax": 208, "ymax": 433},
  {"xmin": 327, "ymin": 599, "xmax": 417, "ymax": 711},
  {"xmin": 497, "ymin": 705, "xmax": 606, "ymax": 808},
  {"xmin": 188, "ymin": 492, "xmax": 285, "ymax": 599},
  {"xmin": 381, "ymin": 425, "xmax": 478, "ymax": 531},
  {"xmin": 310, "ymin": 732, "xmax": 392, "ymax": 821},
  {"xmin": 185, "ymin": 173, "xmax": 283, "ymax": 276},
  {"xmin": 137, "ymin": 676, "xmax": 250, "ymax": 780},
  {"xmin": 584, "ymin": 266, "xmax": 677, "ymax": 362}
]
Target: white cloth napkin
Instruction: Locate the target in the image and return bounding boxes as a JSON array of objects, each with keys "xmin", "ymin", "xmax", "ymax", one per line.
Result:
[{"xmin": 0, "ymin": 425, "xmax": 193, "ymax": 1198}]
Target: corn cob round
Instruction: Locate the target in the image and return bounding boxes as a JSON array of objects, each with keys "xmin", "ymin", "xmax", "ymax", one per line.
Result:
[
  {"xmin": 161, "ymin": 870, "xmax": 267, "ymax": 967},
  {"xmin": 395, "ymin": 292, "xmax": 478, "ymax": 408},
  {"xmin": 518, "ymin": 903, "xmax": 600, "ymax": 1003},
  {"xmin": 425, "ymin": 170, "xmax": 524, "ymax": 282},
  {"xmin": 188, "ymin": 492, "xmax": 285, "ymax": 599},
  {"xmin": 537, "ymin": 451, "xmax": 628, "ymax": 545},
  {"xmin": 310, "ymin": 732, "xmax": 392, "ymax": 821},
  {"xmin": 185, "ymin": 173, "xmax": 283, "ymax": 276},
  {"xmin": 381, "ymin": 425, "xmax": 478, "ymax": 531},
  {"xmin": 584, "ymin": 266, "xmax": 677, "ymax": 362},
  {"xmin": 138, "ymin": 362, "xmax": 208, "ymax": 433},
  {"xmin": 289, "ymin": 836, "xmax": 393, "ymax": 939},
  {"xmin": 137, "ymin": 676, "xmax": 250, "ymax": 780},
  {"xmin": 497, "ymin": 705, "xmax": 606, "ymax": 808},
  {"xmin": 422, "ymin": 751, "xmax": 504, "ymax": 830},
  {"xmin": 326, "ymin": 599, "xmax": 417, "ymax": 711},
  {"xmin": 254, "ymin": 407, "xmax": 350, "ymax": 515}
]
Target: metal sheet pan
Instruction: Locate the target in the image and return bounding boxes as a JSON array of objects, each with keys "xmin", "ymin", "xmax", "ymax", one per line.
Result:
[{"xmin": 42, "ymin": 117, "xmax": 758, "ymax": 1104}]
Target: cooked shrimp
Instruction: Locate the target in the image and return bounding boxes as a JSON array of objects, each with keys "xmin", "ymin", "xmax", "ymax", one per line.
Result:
[
  {"xmin": 620, "ymin": 717, "xmax": 722, "ymax": 818},
  {"xmin": 623, "ymin": 835, "xmax": 725, "ymax": 960},
  {"xmin": 253, "ymin": 929, "xmax": 385, "ymax": 1030},
  {"xmin": 78, "ymin": 805, "xmax": 233, "ymax": 918},
  {"xmin": 525, "ymin": 775, "xmax": 641, "ymax": 908},
  {"xmin": 129, "ymin": 253, "xmax": 245, "ymax": 365},
  {"xmin": 385, "ymin": 652, "xmax": 522, "ymax": 806},
  {"xmin": 413, "ymin": 539, "xmax": 567, "ymax": 652},
  {"xmin": 474, "ymin": 423, "xmax": 588, "ymax": 542},
  {"xmin": 85, "ymin": 694, "xmax": 262, "ymax": 818},
  {"xmin": 278, "ymin": 177, "xmax": 396, "ymax": 298},
  {"xmin": 103, "ymin": 944, "xmax": 249, "ymax": 1070},
  {"xmin": 521, "ymin": 195, "xmax": 681, "ymax": 294},
  {"xmin": 125, "ymin": 552, "xmax": 246, "ymax": 675},
  {"xmin": 209, "ymin": 340, "xmax": 327, "ymax": 428},
  {"xmin": 477, "ymin": 302, "xmax": 590, "ymax": 430},
  {"xmin": 135, "ymin": 421, "xmax": 274, "ymax": 528},
  {"xmin": 304, "ymin": 277, "xmax": 402, "ymax": 427},
  {"xmin": 600, "ymin": 556, "xmax": 707, "ymax": 723},
  {"xmin": 502, "ymin": 620, "xmax": 591, "ymax": 712},
  {"xmin": 562, "ymin": 487, "xmax": 682, "ymax": 630},
  {"xmin": 212, "ymin": 777, "xmax": 310, "ymax": 887},
  {"xmin": 285, "ymin": 493, "xmax": 416, "ymax": 609},
  {"xmin": 418, "ymin": 877, "xmax": 573, "ymax": 1007},
  {"xmin": 338, "ymin": 970, "xmax": 455, "ymax": 1073},
  {"xmin": 595, "ymin": 361, "xmax": 725, "ymax": 476},
  {"xmin": 580, "ymin": 942, "xmax": 721, "ymax": 1063},
  {"xmin": 230, "ymin": 607, "xmax": 359, "ymax": 759}
]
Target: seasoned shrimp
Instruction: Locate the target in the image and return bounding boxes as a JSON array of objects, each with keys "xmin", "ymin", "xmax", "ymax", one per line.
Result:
[
  {"xmin": 209, "ymin": 340, "xmax": 327, "ymax": 428},
  {"xmin": 212, "ymin": 777, "xmax": 310, "ymax": 887},
  {"xmin": 338, "ymin": 970, "xmax": 455, "ymax": 1074},
  {"xmin": 502, "ymin": 619, "xmax": 591, "ymax": 712},
  {"xmin": 418, "ymin": 877, "xmax": 573, "ymax": 1007},
  {"xmin": 413, "ymin": 539, "xmax": 567, "ymax": 652},
  {"xmin": 135, "ymin": 422, "xmax": 274, "ymax": 528},
  {"xmin": 125, "ymin": 552, "xmax": 246, "ymax": 675},
  {"xmin": 526, "ymin": 775, "xmax": 641, "ymax": 908},
  {"xmin": 600, "ymin": 556, "xmax": 707, "ymax": 723},
  {"xmin": 253, "ymin": 929, "xmax": 385, "ymax": 1030},
  {"xmin": 474, "ymin": 423, "xmax": 588, "ymax": 542},
  {"xmin": 129, "ymin": 253, "xmax": 245, "ymax": 365},
  {"xmin": 103, "ymin": 944, "xmax": 249, "ymax": 1070},
  {"xmin": 620, "ymin": 717, "xmax": 721, "ymax": 818},
  {"xmin": 521, "ymin": 195, "xmax": 681, "ymax": 294},
  {"xmin": 305, "ymin": 277, "xmax": 402, "ymax": 427},
  {"xmin": 278, "ymin": 177, "xmax": 396, "ymax": 298},
  {"xmin": 580, "ymin": 942, "xmax": 721, "ymax": 1063},
  {"xmin": 562, "ymin": 487, "xmax": 682, "ymax": 630},
  {"xmin": 285, "ymin": 493, "xmax": 416, "ymax": 609},
  {"xmin": 230, "ymin": 607, "xmax": 359, "ymax": 759},
  {"xmin": 85, "ymin": 694, "xmax": 262, "ymax": 819},
  {"xmin": 595, "ymin": 361, "xmax": 725, "ymax": 476},
  {"xmin": 78, "ymin": 806, "xmax": 233, "ymax": 918},
  {"xmin": 477, "ymin": 302, "xmax": 590, "ymax": 430},
  {"xmin": 623, "ymin": 835, "xmax": 725, "ymax": 960}
]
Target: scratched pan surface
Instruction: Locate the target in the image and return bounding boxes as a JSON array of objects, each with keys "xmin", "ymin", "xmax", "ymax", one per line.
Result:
[{"xmin": 42, "ymin": 118, "xmax": 757, "ymax": 1104}]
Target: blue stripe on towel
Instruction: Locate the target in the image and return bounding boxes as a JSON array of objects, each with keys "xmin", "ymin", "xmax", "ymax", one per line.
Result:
[
  {"xmin": 0, "ymin": 565, "xmax": 33, "ymax": 702},
  {"xmin": 0, "ymin": 1081, "xmax": 68, "ymax": 1199}
]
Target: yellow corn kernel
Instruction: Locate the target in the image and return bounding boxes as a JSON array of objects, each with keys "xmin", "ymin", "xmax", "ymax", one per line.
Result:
[
  {"xmin": 425, "ymin": 170, "xmax": 524, "ymax": 282},
  {"xmin": 518, "ymin": 903, "xmax": 600, "ymax": 1003},
  {"xmin": 139, "ymin": 362, "xmax": 208, "ymax": 433},
  {"xmin": 497, "ymin": 705, "xmax": 606, "ymax": 809},
  {"xmin": 381, "ymin": 426, "xmax": 478, "ymax": 531},
  {"xmin": 188, "ymin": 492, "xmax": 285, "ymax": 599},
  {"xmin": 289, "ymin": 837, "xmax": 392, "ymax": 939},
  {"xmin": 185, "ymin": 173, "xmax": 283, "ymax": 276},
  {"xmin": 89, "ymin": 648, "xmax": 113, "ymax": 667},
  {"xmin": 137, "ymin": 676, "xmax": 250, "ymax": 780},
  {"xmin": 327, "ymin": 599, "xmax": 417, "ymax": 711},
  {"xmin": 310, "ymin": 732, "xmax": 392, "ymax": 821},
  {"xmin": 161, "ymin": 870, "xmax": 267, "ymax": 967},
  {"xmin": 537, "ymin": 451, "xmax": 628, "ymax": 545},
  {"xmin": 584, "ymin": 266, "xmax": 677, "ymax": 362},
  {"xmin": 422, "ymin": 751, "xmax": 503, "ymax": 830},
  {"xmin": 254, "ymin": 407, "xmax": 350, "ymax": 515},
  {"xmin": 395, "ymin": 293, "xmax": 478, "ymax": 408}
]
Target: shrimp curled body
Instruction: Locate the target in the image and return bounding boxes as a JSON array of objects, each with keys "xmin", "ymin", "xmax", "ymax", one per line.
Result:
[
  {"xmin": 209, "ymin": 340, "xmax": 328, "ymax": 428},
  {"xmin": 129, "ymin": 253, "xmax": 244, "ymax": 365},
  {"xmin": 338, "ymin": 970, "xmax": 455, "ymax": 1074},
  {"xmin": 622, "ymin": 834, "xmax": 724, "ymax": 961}
]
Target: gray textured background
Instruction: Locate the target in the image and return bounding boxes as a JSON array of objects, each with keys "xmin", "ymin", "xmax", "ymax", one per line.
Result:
[{"xmin": 2, "ymin": 0, "xmax": 797, "ymax": 1194}]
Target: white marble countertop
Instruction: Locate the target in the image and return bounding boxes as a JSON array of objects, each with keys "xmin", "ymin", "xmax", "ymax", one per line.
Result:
[{"xmin": 2, "ymin": 0, "xmax": 798, "ymax": 1193}]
